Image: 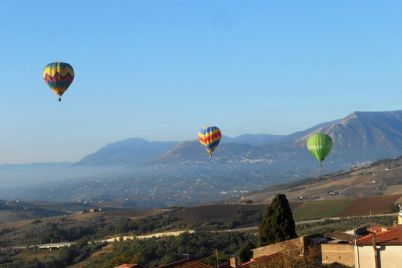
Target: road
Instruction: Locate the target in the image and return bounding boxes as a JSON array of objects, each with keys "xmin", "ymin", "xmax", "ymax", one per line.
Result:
[
  {"xmin": 95, "ymin": 230, "xmax": 196, "ymax": 243},
  {"xmin": 9, "ymin": 242, "xmax": 76, "ymax": 250},
  {"xmin": 8, "ymin": 230, "xmax": 196, "ymax": 250}
]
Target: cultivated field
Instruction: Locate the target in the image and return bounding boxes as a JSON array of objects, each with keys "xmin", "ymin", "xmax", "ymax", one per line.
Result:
[
  {"xmin": 292, "ymin": 199, "xmax": 353, "ymax": 221},
  {"xmin": 241, "ymin": 156, "xmax": 402, "ymax": 203},
  {"xmin": 337, "ymin": 194, "xmax": 401, "ymax": 217},
  {"xmin": 171, "ymin": 204, "xmax": 268, "ymax": 225}
]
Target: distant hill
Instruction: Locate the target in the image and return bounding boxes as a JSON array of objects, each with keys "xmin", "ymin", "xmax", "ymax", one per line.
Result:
[
  {"xmin": 77, "ymin": 138, "xmax": 177, "ymax": 166},
  {"xmin": 0, "ymin": 200, "xmax": 89, "ymax": 224},
  {"xmin": 77, "ymin": 134, "xmax": 287, "ymax": 166},
  {"xmin": 155, "ymin": 111, "xmax": 402, "ymax": 187},
  {"xmin": 77, "ymin": 110, "xmax": 402, "ymax": 168},
  {"xmin": 228, "ymin": 133, "xmax": 285, "ymax": 145},
  {"xmin": 239, "ymin": 155, "xmax": 402, "ymax": 203},
  {"xmin": 2, "ymin": 110, "xmax": 402, "ymax": 207},
  {"xmin": 290, "ymin": 111, "xmax": 402, "ymax": 151}
]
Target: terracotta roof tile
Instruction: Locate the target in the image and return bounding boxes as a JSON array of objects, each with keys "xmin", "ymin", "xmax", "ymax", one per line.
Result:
[
  {"xmin": 115, "ymin": 264, "xmax": 141, "ymax": 268},
  {"xmin": 159, "ymin": 259, "xmax": 213, "ymax": 268},
  {"xmin": 368, "ymin": 226, "xmax": 391, "ymax": 233},
  {"xmin": 357, "ymin": 227, "xmax": 402, "ymax": 246},
  {"xmin": 323, "ymin": 231, "xmax": 358, "ymax": 243},
  {"xmin": 240, "ymin": 252, "xmax": 281, "ymax": 268}
]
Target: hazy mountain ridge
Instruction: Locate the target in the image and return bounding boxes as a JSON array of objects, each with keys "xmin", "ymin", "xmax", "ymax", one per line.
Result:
[
  {"xmin": 158, "ymin": 111, "xmax": 402, "ymax": 166},
  {"xmin": 292, "ymin": 111, "xmax": 402, "ymax": 151},
  {"xmin": 77, "ymin": 134, "xmax": 287, "ymax": 166},
  {"xmin": 1, "ymin": 110, "xmax": 402, "ymax": 206},
  {"xmin": 229, "ymin": 133, "xmax": 286, "ymax": 145},
  {"xmin": 76, "ymin": 111, "xmax": 402, "ymax": 167},
  {"xmin": 77, "ymin": 138, "xmax": 177, "ymax": 166}
]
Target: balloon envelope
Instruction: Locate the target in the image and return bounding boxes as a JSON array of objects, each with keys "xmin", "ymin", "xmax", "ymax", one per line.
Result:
[
  {"xmin": 198, "ymin": 126, "xmax": 222, "ymax": 155},
  {"xmin": 43, "ymin": 62, "xmax": 74, "ymax": 99},
  {"xmin": 307, "ymin": 133, "xmax": 333, "ymax": 162}
]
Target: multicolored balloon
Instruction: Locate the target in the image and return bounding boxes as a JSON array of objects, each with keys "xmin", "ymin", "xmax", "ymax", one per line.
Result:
[
  {"xmin": 198, "ymin": 126, "xmax": 222, "ymax": 156},
  {"xmin": 307, "ymin": 133, "xmax": 333, "ymax": 165},
  {"xmin": 43, "ymin": 62, "xmax": 74, "ymax": 101}
]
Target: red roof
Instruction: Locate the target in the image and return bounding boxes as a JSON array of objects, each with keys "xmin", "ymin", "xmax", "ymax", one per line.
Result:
[
  {"xmin": 368, "ymin": 226, "xmax": 390, "ymax": 233},
  {"xmin": 115, "ymin": 264, "xmax": 140, "ymax": 268},
  {"xmin": 159, "ymin": 259, "xmax": 213, "ymax": 268},
  {"xmin": 240, "ymin": 252, "xmax": 281, "ymax": 268},
  {"xmin": 357, "ymin": 227, "xmax": 402, "ymax": 246}
]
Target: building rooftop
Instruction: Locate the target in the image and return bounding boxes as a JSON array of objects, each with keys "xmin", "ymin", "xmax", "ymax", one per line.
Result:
[
  {"xmin": 115, "ymin": 264, "xmax": 141, "ymax": 268},
  {"xmin": 323, "ymin": 231, "xmax": 359, "ymax": 244},
  {"xmin": 239, "ymin": 252, "xmax": 281, "ymax": 268},
  {"xmin": 159, "ymin": 259, "xmax": 213, "ymax": 268},
  {"xmin": 357, "ymin": 226, "xmax": 402, "ymax": 246}
]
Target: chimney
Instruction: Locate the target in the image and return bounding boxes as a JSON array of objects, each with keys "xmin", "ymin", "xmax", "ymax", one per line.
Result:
[{"xmin": 229, "ymin": 256, "xmax": 238, "ymax": 268}]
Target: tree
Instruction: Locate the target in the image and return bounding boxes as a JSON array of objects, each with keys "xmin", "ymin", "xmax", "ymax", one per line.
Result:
[
  {"xmin": 258, "ymin": 194, "xmax": 297, "ymax": 245},
  {"xmin": 238, "ymin": 241, "xmax": 254, "ymax": 262}
]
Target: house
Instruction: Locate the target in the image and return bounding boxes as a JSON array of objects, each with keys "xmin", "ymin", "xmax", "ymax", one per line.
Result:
[
  {"xmin": 251, "ymin": 233, "xmax": 356, "ymax": 267},
  {"xmin": 399, "ymin": 207, "xmax": 402, "ymax": 225},
  {"xmin": 355, "ymin": 226, "xmax": 402, "ymax": 268},
  {"xmin": 228, "ymin": 253, "xmax": 281, "ymax": 268},
  {"xmin": 319, "ymin": 232, "xmax": 356, "ymax": 267}
]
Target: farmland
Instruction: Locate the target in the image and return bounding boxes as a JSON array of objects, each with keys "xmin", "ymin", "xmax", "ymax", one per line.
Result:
[
  {"xmin": 292, "ymin": 199, "xmax": 353, "ymax": 221},
  {"xmin": 241, "ymin": 156, "xmax": 402, "ymax": 203},
  {"xmin": 337, "ymin": 194, "xmax": 401, "ymax": 217}
]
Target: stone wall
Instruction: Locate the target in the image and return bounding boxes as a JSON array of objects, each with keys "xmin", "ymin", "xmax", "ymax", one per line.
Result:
[
  {"xmin": 321, "ymin": 244, "xmax": 354, "ymax": 267},
  {"xmin": 252, "ymin": 237, "xmax": 306, "ymax": 258}
]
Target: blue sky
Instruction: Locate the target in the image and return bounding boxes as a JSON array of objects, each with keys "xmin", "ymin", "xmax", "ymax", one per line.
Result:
[{"xmin": 0, "ymin": 1, "xmax": 401, "ymax": 163}]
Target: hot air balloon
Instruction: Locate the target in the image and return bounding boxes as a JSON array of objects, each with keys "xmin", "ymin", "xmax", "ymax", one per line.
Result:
[
  {"xmin": 198, "ymin": 126, "xmax": 222, "ymax": 156},
  {"xmin": 307, "ymin": 133, "xmax": 333, "ymax": 174},
  {"xmin": 43, "ymin": 62, "xmax": 74, "ymax": 101}
]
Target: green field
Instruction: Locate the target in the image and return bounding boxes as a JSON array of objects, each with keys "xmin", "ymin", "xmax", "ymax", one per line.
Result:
[{"xmin": 292, "ymin": 199, "xmax": 354, "ymax": 221}]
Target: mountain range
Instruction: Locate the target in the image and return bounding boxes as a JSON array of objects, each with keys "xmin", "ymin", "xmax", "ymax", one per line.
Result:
[
  {"xmin": 77, "ymin": 110, "xmax": 402, "ymax": 167},
  {"xmin": 1, "ymin": 110, "xmax": 401, "ymax": 207}
]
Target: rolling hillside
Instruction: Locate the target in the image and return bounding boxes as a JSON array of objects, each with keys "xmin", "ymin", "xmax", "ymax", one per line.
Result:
[
  {"xmin": 77, "ymin": 138, "xmax": 177, "ymax": 166},
  {"xmin": 240, "ymin": 155, "xmax": 402, "ymax": 203}
]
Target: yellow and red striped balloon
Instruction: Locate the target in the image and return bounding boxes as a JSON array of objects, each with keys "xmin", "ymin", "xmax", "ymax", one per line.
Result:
[
  {"xmin": 43, "ymin": 62, "xmax": 74, "ymax": 101},
  {"xmin": 198, "ymin": 126, "xmax": 222, "ymax": 156}
]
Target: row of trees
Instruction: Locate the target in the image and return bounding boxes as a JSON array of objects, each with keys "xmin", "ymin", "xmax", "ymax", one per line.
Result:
[
  {"xmin": 86, "ymin": 231, "xmax": 256, "ymax": 268},
  {"xmin": 87, "ymin": 194, "xmax": 298, "ymax": 267}
]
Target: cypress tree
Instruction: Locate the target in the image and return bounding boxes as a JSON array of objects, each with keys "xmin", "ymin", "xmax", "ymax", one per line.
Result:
[
  {"xmin": 258, "ymin": 194, "xmax": 297, "ymax": 245},
  {"xmin": 238, "ymin": 241, "xmax": 254, "ymax": 262}
]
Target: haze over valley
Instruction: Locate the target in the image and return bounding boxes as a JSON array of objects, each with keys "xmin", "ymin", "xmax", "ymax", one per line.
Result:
[{"xmin": 1, "ymin": 110, "xmax": 401, "ymax": 208}]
